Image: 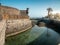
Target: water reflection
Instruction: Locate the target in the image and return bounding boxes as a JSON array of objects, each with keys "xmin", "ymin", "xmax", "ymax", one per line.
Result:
[
  {"xmin": 6, "ymin": 25, "xmax": 60, "ymax": 45},
  {"xmin": 28, "ymin": 25, "xmax": 60, "ymax": 45}
]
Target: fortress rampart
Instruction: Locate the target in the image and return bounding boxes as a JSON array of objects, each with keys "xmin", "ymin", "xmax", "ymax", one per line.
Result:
[{"xmin": 0, "ymin": 4, "xmax": 32, "ymax": 45}]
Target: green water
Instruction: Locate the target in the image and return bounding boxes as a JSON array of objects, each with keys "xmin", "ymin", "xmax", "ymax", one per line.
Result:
[{"xmin": 5, "ymin": 25, "xmax": 60, "ymax": 45}]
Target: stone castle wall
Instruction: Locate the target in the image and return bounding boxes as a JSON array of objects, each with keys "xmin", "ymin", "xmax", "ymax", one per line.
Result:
[
  {"xmin": 0, "ymin": 19, "xmax": 32, "ymax": 45},
  {"xmin": 0, "ymin": 20, "xmax": 6, "ymax": 45},
  {"xmin": 0, "ymin": 6, "xmax": 20, "ymax": 15},
  {"xmin": 6, "ymin": 19, "xmax": 32, "ymax": 35},
  {"xmin": 0, "ymin": 5, "xmax": 32, "ymax": 36},
  {"xmin": 0, "ymin": 6, "xmax": 21, "ymax": 20},
  {"xmin": 0, "ymin": 5, "xmax": 32, "ymax": 45},
  {"xmin": 0, "ymin": 5, "xmax": 29, "ymax": 20}
]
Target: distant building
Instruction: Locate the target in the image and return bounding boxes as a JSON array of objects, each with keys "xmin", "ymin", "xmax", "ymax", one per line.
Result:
[{"xmin": 46, "ymin": 13, "xmax": 60, "ymax": 19}]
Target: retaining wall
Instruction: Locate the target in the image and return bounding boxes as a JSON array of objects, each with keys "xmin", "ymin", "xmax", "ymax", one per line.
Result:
[
  {"xmin": 0, "ymin": 20, "xmax": 6, "ymax": 45},
  {"xmin": 6, "ymin": 19, "xmax": 32, "ymax": 36}
]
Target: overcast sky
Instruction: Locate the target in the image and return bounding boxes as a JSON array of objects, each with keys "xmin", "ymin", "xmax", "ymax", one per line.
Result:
[{"xmin": 0, "ymin": 0, "xmax": 60, "ymax": 18}]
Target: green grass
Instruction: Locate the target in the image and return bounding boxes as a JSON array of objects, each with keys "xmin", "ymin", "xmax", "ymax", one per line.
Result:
[
  {"xmin": 5, "ymin": 25, "xmax": 46, "ymax": 45},
  {"xmin": 5, "ymin": 29, "xmax": 31, "ymax": 45}
]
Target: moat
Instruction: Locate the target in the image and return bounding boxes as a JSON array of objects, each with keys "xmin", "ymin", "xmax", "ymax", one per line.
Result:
[
  {"xmin": 0, "ymin": 0, "xmax": 60, "ymax": 45},
  {"xmin": 5, "ymin": 25, "xmax": 60, "ymax": 45}
]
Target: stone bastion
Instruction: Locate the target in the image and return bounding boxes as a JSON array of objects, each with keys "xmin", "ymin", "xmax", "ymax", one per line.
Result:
[{"xmin": 0, "ymin": 4, "xmax": 32, "ymax": 45}]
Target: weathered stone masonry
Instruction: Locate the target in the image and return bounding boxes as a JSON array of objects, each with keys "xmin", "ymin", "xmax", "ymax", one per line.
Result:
[
  {"xmin": 0, "ymin": 4, "xmax": 32, "ymax": 45},
  {"xmin": 0, "ymin": 20, "xmax": 6, "ymax": 45}
]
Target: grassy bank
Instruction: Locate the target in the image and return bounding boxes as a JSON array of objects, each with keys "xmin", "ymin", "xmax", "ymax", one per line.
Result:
[{"xmin": 5, "ymin": 28, "xmax": 31, "ymax": 45}]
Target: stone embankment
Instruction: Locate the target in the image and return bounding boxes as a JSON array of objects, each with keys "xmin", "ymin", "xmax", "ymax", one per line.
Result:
[
  {"xmin": 6, "ymin": 19, "xmax": 32, "ymax": 37},
  {"xmin": 0, "ymin": 20, "xmax": 6, "ymax": 45},
  {"xmin": 0, "ymin": 19, "xmax": 32, "ymax": 45}
]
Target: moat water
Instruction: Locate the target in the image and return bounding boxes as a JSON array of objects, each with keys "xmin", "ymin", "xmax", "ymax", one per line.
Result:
[{"xmin": 5, "ymin": 25, "xmax": 60, "ymax": 45}]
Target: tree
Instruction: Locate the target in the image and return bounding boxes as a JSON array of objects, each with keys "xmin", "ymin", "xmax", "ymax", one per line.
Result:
[{"xmin": 47, "ymin": 8, "xmax": 53, "ymax": 18}]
